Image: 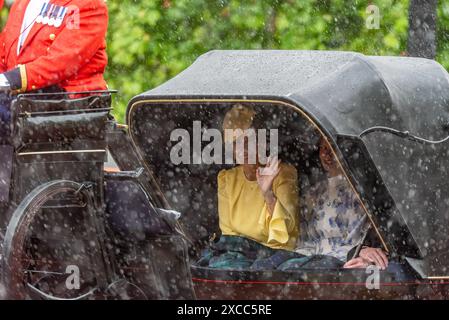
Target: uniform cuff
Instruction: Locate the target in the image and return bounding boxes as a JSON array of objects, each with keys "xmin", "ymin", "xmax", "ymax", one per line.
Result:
[{"xmin": 3, "ymin": 65, "xmax": 27, "ymax": 92}]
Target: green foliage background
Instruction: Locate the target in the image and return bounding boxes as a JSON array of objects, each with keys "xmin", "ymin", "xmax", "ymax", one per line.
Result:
[{"xmin": 5, "ymin": 1, "xmax": 449, "ymax": 122}]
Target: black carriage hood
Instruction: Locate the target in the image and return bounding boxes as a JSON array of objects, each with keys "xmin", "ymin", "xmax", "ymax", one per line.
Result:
[{"xmin": 127, "ymin": 50, "xmax": 449, "ymax": 278}]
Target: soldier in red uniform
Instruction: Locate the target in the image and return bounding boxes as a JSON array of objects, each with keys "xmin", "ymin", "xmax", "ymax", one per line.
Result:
[
  {"xmin": 0, "ymin": 0, "xmax": 108, "ymax": 134},
  {"xmin": 0, "ymin": 0, "xmax": 108, "ymax": 93}
]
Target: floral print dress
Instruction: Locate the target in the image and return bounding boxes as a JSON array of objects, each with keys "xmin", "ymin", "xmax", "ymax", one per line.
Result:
[{"xmin": 296, "ymin": 174, "xmax": 369, "ymax": 262}]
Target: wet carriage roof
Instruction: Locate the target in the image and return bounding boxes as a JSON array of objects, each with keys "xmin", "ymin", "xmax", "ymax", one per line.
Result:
[
  {"xmin": 128, "ymin": 51, "xmax": 449, "ymax": 278},
  {"xmin": 130, "ymin": 50, "xmax": 449, "ymax": 140}
]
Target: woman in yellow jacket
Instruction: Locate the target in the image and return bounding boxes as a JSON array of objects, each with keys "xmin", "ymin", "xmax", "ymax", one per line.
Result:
[{"xmin": 198, "ymin": 104, "xmax": 302, "ymax": 270}]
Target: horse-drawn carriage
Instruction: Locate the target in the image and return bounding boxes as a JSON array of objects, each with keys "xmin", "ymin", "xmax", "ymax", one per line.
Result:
[{"xmin": 2, "ymin": 50, "xmax": 449, "ymax": 299}]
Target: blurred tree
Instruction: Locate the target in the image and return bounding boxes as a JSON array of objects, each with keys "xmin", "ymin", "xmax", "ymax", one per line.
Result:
[
  {"xmin": 407, "ymin": 0, "xmax": 437, "ymax": 59},
  {"xmin": 437, "ymin": 1, "xmax": 449, "ymax": 69},
  {"xmin": 107, "ymin": 0, "xmax": 414, "ymax": 122}
]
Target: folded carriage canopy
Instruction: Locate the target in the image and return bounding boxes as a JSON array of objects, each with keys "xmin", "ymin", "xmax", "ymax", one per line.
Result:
[{"xmin": 127, "ymin": 50, "xmax": 449, "ymax": 279}]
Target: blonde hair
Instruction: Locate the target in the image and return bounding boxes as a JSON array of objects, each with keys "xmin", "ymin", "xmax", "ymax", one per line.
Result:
[{"xmin": 222, "ymin": 104, "xmax": 256, "ymax": 143}]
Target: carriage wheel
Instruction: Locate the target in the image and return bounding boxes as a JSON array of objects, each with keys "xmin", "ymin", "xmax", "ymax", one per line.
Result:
[{"xmin": 2, "ymin": 180, "xmax": 113, "ymax": 300}]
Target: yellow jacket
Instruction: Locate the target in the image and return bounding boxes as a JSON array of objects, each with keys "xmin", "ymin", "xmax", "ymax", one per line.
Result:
[{"xmin": 217, "ymin": 163, "xmax": 299, "ymax": 251}]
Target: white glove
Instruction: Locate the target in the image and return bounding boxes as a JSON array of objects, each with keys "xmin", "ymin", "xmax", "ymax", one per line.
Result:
[{"xmin": 0, "ymin": 74, "xmax": 10, "ymax": 91}]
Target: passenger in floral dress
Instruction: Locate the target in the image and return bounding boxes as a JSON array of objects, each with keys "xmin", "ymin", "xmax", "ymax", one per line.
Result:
[{"xmin": 279, "ymin": 138, "xmax": 389, "ymax": 270}]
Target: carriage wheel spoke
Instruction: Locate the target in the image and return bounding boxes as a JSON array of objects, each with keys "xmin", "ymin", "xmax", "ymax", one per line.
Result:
[{"xmin": 23, "ymin": 270, "xmax": 66, "ymax": 276}]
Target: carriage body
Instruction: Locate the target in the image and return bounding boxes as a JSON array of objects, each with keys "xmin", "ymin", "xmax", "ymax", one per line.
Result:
[
  {"xmin": 0, "ymin": 91, "xmax": 194, "ymax": 300},
  {"xmin": 126, "ymin": 50, "xmax": 449, "ymax": 299}
]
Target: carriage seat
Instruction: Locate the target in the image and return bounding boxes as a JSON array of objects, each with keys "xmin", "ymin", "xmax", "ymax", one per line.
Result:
[
  {"xmin": 4, "ymin": 92, "xmax": 113, "ymax": 204},
  {"xmin": 10, "ymin": 93, "xmax": 112, "ymax": 150}
]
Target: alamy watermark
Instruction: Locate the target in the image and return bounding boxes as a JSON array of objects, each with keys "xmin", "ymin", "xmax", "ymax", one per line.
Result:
[
  {"xmin": 169, "ymin": 121, "xmax": 278, "ymax": 166},
  {"xmin": 66, "ymin": 5, "xmax": 81, "ymax": 30},
  {"xmin": 65, "ymin": 265, "xmax": 80, "ymax": 290},
  {"xmin": 366, "ymin": 4, "xmax": 380, "ymax": 30},
  {"xmin": 365, "ymin": 265, "xmax": 380, "ymax": 290}
]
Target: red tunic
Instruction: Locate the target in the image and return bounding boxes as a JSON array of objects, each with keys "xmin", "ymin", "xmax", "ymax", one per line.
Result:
[{"xmin": 0, "ymin": 0, "xmax": 108, "ymax": 93}]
